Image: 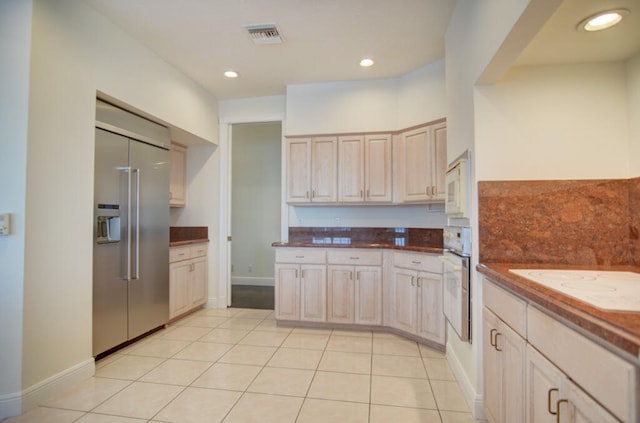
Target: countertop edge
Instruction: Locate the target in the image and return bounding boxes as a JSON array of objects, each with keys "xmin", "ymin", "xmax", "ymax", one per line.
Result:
[
  {"xmin": 170, "ymin": 239, "xmax": 210, "ymax": 247},
  {"xmin": 271, "ymin": 242, "xmax": 444, "ymax": 255},
  {"xmin": 477, "ymin": 263, "xmax": 640, "ymax": 362}
]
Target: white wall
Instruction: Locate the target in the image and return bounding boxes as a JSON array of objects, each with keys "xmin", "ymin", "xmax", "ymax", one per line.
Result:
[
  {"xmin": 476, "ymin": 63, "xmax": 630, "ymax": 181},
  {"xmin": 628, "ymin": 52, "xmax": 640, "ymax": 177},
  {"xmin": 0, "ymin": 0, "xmax": 32, "ymax": 416},
  {"xmin": 397, "ymin": 60, "xmax": 447, "ymax": 129},
  {"xmin": 6, "ymin": 0, "xmax": 219, "ymax": 414}
]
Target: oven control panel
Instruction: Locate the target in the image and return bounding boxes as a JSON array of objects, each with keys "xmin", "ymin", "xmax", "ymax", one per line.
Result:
[{"xmin": 443, "ymin": 226, "xmax": 471, "ymax": 257}]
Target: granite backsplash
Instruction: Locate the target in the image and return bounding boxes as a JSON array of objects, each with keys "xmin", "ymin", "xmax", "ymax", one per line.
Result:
[
  {"xmin": 288, "ymin": 227, "xmax": 443, "ymax": 248},
  {"xmin": 478, "ymin": 177, "xmax": 640, "ymax": 266},
  {"xmin": 170, "ymin": 226, "xmax": 208, "ymax": 243}
]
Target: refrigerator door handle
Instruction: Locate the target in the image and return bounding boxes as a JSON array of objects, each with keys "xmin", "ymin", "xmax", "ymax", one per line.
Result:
[
  {"xmin": 125, "ymin": 167, "xmax": 132, "ymax": 282},
  {"xmin": 132, "ymin": 168, "xmax": 140, "ymax": 280}
]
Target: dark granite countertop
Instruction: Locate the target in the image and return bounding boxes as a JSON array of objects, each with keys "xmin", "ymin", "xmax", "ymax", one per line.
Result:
[
  {"xmin": 477, "ymin": 262, "xmax": 640, "ymax": 361},
  {"xmin": 170, "ymin": 226, "xmax": 208, "ymax": 247},
  {"xmin": 271, "ymin": 241, "xmax": 444, "ymax": 255}
]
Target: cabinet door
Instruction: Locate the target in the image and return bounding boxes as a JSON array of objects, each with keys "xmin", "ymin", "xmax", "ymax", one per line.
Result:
[
  {"xmin": 364, "ymin": 134, "xmax": 392, "ymax": 202},
  {"xmin": 190, "ymin": 257, "xmax": 207, "ymax": 308},
  {"xmin": 169, "ymin": 261, "xmax": 191, "ymax": 319},
  {"xmin": 431, "ymin": 123, "xmax": 447, "ymax": 200},
  {"xmin": 338, "ymin": 135, "xmax": 365, "ymax": 203},
  {"xmin": 417, "ymin": 272, "xmax": 444, "ymax": 344},
  {"xmin": 286, "ymin": 138, "xmax": 311, "ymax": 203},
  {"xmin": 392, "ymin": 268, "xmax": 418, "ymax": 334},
  {"xmin": 499, "ymin": 317, "xmax": 527, "ymax": 422},
  {"xmin": 300, "ymin": 264, "xmax": 327, "ymax": 321},
  {"xmin": 311, "ymin": 137, "xmax": 337, "ymax": 202},
  {"xmin": 484, "ymin": 308, "xmax": 503, "ymax": 423},
  {"xmin": 525, "ymin": 345, "xmax": 564, "ymax": 423},
  {"xmin": 169, "ymin": 143, "xmax": 186, "ymax": 207},
  {"xmin": 563, "ymin": 379, "xmax": 619, "ymax": 423},
  {"xmin": 275, "ymin": 264, "xmax": 300, "ymax": 320},
  {"xmin": 327, "ymin": 265, "xmax": 355, "ymax": 323},
  {"xmin": 402, "ymin": 127, "xmax": 429, "ymax": 202},
  {"xmin": 355, "ymin": 266, "xmax": 382, "ymax": 325}
]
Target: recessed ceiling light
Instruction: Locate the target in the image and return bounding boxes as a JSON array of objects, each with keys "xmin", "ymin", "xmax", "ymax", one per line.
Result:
[
  {"xmin": 360, "ymin": 58, "xmax": 374, "ymax": 67},
  {"xmin": 224, "ymin": 70, "xmax": 239, "ymax": 78},
  {"xmin": 578, "ymin": 9, "xmax": 629, "ymax": 32}
]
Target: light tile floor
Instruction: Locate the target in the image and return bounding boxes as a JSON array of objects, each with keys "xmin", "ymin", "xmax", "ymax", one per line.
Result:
[{"xmin": 5, "ymin": 308, "xmax": 487, "ymax": 423}]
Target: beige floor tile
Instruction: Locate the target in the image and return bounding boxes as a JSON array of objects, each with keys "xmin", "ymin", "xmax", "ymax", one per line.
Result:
[
  {"xmin": 266, "ymin": 347, "xmax": 323, "ymax": 370},
  {"xmin": 372, "ymin": 337, "xmax": 420, "ymax": 356},
  {"xmin": 218, "ymin": 345, "xmax": 277, "ymax": 365},
  {"xmin": 296, "ymin": 398, "xmax": 369, "ymax": 423},
  {"xmin": 153, "ymin": 387, "xmax": 241, "ymax": 423},
  {"xmin": 125, "ymin": 339, "xmax": 190, "ymax": 358},
  {"xmin": 372, "ymin": 355, "xmax": 427, "ymax": 378},
  {"xmin": 178, "ymin": 315, "xmax": 229, "ymax": 328},
  {"xmin": 253, "ymin": 319, "xmax": 293, "ymax": 333},
  {"xmin": 156, "ymin": 326, "xmax": 212, "ymax": 341},
  {"xmin": 222, "ymin": 392, "xmax": 303, "ymax": 423},
  {"xmin": 217, "ymin": 318, "xmax": 263, "ymax": 330},
  {"xmin": 3, "ymin": 406, "xmax": 84, "ymax": 422},
  {"xmin": 325, "ymin": 335, "xmax": 372, "ymax": 353},
  {"xmin": 76, "ymin": 414, "xmax": 146, "ymax": 423},
  {"xmin": 290, "ymin": 327, "xmax": 333, "ymax": 336},
  {"xmin": 173, "ymin": 341, "xmax": 232, "ymax": 361},
  {"xmin": 331, "ymin": 329, "xmax": 373, "ymax": 338},
  {"xmin": 94, "ymin": 352, "xmax": 124, "ymax": 370},
  {"xmin": 370, "ymin": 375, "xmax": 437, "ymax": 409},
  {"xmin": 247, "ymin": 367, "xmax": 315, "ymax": 397},
  {"xmin": 199, "ymin": 328, "xmax": 249, "ymax": 344},
  {"xmin": 431, "ymin": 380, "xmax": 471, "ymax": 412},
  {"xmin": 372, "ymin": 331, "xmax": 408, "ymax": 341},
  {"xmin": 318, "ymin": 351, "xmax": 372, "ymax": 374},
  {"xmin": 192, "ymin": 363, "xmax": 262, "ymax": 391},
  {"xmin": 424, "ymin": 357, "xmax": 456, "ymax": 380},
  {"xmin": 93, "ymin": 382, "xmax": 183, "ymax": 419},
  {"xmin": 281, "ymin": 333, "xmax": 329, "ymax": 350},
  {"xmin": 238, "ymin": 330, "xmax": 288, "ymax": 347},
  {"xmin": 307, "ymin": 371, "xmax": 370, "ymax": 403},
  {"xmin": 440, "ymin": 410, "xmax": 487, "ymax": 423},
  {"xmin": 42, "ymin": 377, "xmax": 131, "ymax": 411},
  {"xmin": 95, "ymin": 355, "xmax": 164, "ymax": 380},
  {"xmin": 369, "ymin": 404, "xmax": 441, "ymax": 423},
  {"xmin": 139, "ymin": 358, "xmax": 211, "ymax": 385},
  {"xmin": 201, "ymin": 308, "xmax": 241, "ymax": 317},
  {"xmin": 234, "ymin": 309, "xmax": 273, "ymax": 319},
  {"xmin": 419, "ymin": 343, "xmax": 446, "ymax": 358}
]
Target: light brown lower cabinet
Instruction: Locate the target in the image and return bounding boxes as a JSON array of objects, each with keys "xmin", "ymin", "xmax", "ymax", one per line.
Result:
[{"xmin": 169, "ymin": 244, "xmax": 208, "ymax": 319}]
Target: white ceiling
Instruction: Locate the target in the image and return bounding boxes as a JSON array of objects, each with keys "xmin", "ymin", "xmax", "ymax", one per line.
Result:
[{"xmin": 83, "ymin": 0, "xmax": 640, "ymax": 101}]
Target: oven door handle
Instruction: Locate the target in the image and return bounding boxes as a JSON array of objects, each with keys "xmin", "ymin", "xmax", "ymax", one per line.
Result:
[{"xmin": 438, "ymin": 255, "xmax": 462, "ymax": 271}]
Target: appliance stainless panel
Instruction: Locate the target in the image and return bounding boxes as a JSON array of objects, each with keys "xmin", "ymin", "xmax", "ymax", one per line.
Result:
[{"xmin": 93, "ymin": 123, "xmax": 169, "ymax": 357}]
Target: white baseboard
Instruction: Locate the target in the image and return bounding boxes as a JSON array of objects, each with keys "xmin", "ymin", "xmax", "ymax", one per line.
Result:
[
  {"xmin": 231, "ymin": 276, "xmax": 274, "ymax": 287},
  {"xmin": 446, "ymin": 346, "xmax": 486, "ymax": 420},
  {"xmin": 0, "ymin": 358, "xmax": 94, "ymax": 419}
]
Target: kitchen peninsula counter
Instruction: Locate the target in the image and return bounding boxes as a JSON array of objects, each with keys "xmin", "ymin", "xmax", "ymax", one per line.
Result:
[
  {"xmin": 271, "ymin": 241, "xmax": 443, "ymax": 254},
  {"xmin": 478, "ymin": 262, "xmax": 640, "ymax": 361}
]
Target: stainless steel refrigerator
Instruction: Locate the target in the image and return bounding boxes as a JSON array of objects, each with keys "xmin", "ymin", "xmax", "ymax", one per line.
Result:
[{"xmin": 93, "ymin": 100, "xmax": 170, "ymax": 357}]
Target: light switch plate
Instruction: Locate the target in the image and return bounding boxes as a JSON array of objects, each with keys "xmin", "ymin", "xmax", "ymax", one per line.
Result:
[{"xmin": 0, "ymin": 213, "xmax": 11, "ymax": 236}]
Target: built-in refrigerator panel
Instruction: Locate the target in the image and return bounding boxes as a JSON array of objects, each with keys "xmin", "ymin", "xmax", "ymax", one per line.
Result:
[{"xmin": 93, "ymin": 100, "xmax": 170, "ymax": 357}]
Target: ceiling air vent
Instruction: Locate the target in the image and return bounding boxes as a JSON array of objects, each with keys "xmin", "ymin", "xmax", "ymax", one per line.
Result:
[{"xmin": 244, "ymin": 23, "xmax": 284, "ymax": 45}]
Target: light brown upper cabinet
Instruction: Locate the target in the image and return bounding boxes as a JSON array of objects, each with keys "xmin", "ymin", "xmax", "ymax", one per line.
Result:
[
  {"xmin": 170, "ymin": 142, "xmax": 186, "ymax": 207},
  {"xmin": 338, "ymin": 134, "xmax": 392, "ymax": 203},
  {"xmin": 286, "ymin": 136, "xmax": 337, "ymax": 204},
  {"xmin": 399, "ymin": 121, "xmax": 447, "ymax": 203}
]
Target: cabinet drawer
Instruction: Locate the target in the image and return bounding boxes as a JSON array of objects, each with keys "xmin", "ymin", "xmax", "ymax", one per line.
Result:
[
  {"xmin": 275, "ymin": 248, "xmax": 326, "ymax": 264},
  {"xmin": 527, "ymin": 306, "xmax": 636, "ymax": 422},
  {"xmin": 170, "ymin": 246, "xmax": 190, "ymax": 262},
  {"xmin": 327, "ymin": 249, "xmax": 382, "ymax": 266},
  {"xmin": 190, "ymin": 244, "xmax": 208, "ymax": 258},
  {"xmin": 483, "ymin": 279, "xmax": 526, "ymax": 337},
  {"xmin": 393, "ymin": 252, "xmax": 441, "ymax": 273}
]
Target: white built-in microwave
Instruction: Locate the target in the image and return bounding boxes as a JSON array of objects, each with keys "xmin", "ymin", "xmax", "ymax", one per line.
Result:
[{"xmin": 445, "ymin": 158, "xmax": 467, "ymax": 217}]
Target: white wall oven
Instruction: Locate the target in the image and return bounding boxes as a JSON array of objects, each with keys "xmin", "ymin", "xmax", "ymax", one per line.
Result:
[{"xmin": 440, "ymin": 226, "xmax": 471, "ymax": 342}]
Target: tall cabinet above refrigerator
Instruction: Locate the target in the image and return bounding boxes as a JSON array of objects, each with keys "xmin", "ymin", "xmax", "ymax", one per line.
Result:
[{"xmin": 93, "ymin": 100, "xmax": 170, "ymax": 357}]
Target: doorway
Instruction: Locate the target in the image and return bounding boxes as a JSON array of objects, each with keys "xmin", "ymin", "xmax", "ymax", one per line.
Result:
[{"xmin": 230, "ymin": 122, "xmax": 282, "ymax": 309}]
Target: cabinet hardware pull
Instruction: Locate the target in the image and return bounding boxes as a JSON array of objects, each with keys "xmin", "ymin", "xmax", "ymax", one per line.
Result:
[
  {"xmin": 349, "ymin": 271, "xmax": 353, "ymax": 280},
  {"xmin": 296, "ymin": 255, "xmax": 304, "ymax": 258},
  {"xmin": 556, "ymin": 399, "xmax": 568, "ymax": 423},
  {"xmin": 312, "ymin": 190, "xmax": 316, "ymax": 198},
  {"xmin": 349, "ymin": 257, "xmax": 359, "ymax": 260},
  {"xmin": 548, "ymin": 388, "xmax": 559, "ymax": 415},
  {"xmin": 306, "ymin": 191, "xmax": 309, "ymax": 199},
  {"xmin": 411, "ymin": 277, "xmax": 415, "ymax": 287},
  {"xmin": 411, "ymin": 260, "xmax": 421, "ymax": 265},
  {"xmin": 490, "ymin": 329, "xmax": 497, "ymax": 347},
  {"xmin": 494, "ymin": 332, "xmax": 503, "ymax": 351},
  {"xmin": 295, "ymin": 269, "xmax": 298, "ymax": 278},
  {"xmin": 417, "ymin": 278, "xmax": 422, "ymax": 288},
  {"xmin": 360, "ymin": 190, "xmax": 363, "ymax": 198},
  {"xmin": 367, "ymin": 189, "xmax": 370, "ymax": 198}
]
